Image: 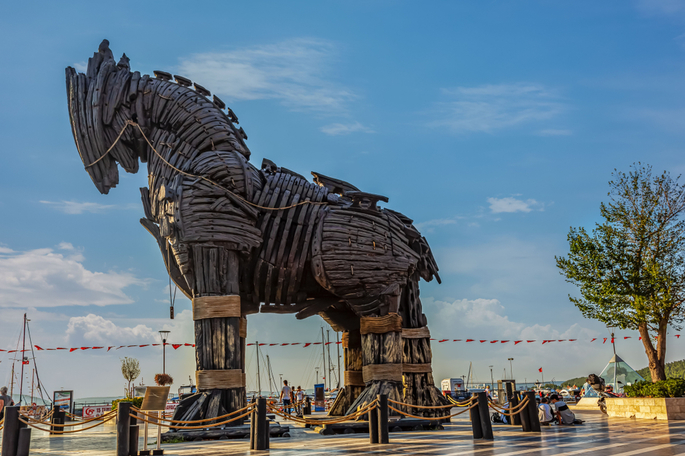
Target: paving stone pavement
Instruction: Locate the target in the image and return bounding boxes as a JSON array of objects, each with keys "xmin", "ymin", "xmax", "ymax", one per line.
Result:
[{"xmin": 6, "ymin": 409, "xmax": 685, "ymax": 455}]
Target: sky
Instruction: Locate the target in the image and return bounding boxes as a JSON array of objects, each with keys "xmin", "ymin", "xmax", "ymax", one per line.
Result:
[{"xmin": 1, "ymin": 0, "xmax": 685, "ymax": 399}]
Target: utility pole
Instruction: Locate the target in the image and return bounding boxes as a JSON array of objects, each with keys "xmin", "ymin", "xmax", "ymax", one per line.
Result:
[
  {"xmin": 256, "ymin": 341, "xmax": 261, "ymax": 396},
  {"xmin": 336, "ymin": 332, "xmax": 341, "ymax": 389},
  {"xmin": 321, "ymin": 328, "xmax": 327, "ymax": 390},
  {"xmin": 19, "ymin": 313, "xmax": 27, "ymax": 405},
  {"xmin": 159, "ymin": 330, "xmax": 170, "ymax": 374}
]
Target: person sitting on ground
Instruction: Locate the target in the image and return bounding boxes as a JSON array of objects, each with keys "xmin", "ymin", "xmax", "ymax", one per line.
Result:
[
  {"xmin": 0, "ymin": 386, "xmax": 14, "ymax": 420},
  {"xmin": 549, "ymin": 394, "xmax": 575, "ymax": 425},
  {"xmin": 280, "ymin": 380, "xmax": 293, "ymax": 414},
  {"xmin": 538, "ymin": 397, "xmax": 554, "ymax": 425}
]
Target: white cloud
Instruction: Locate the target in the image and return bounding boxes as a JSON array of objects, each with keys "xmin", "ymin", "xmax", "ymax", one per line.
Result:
[
  {"xmin": 66, "ymin": 314, "xmax": 156, "ymax": 345},
  {"xmin": 0, "ymin": 246, "xmax": 146, "ymax": 307},
  {"xmin": 635, "ymin": 0, "xmax": 685, "ymax": 16},
  {"xmin": 415, "ymin": 218, "xmax": 459, "ymax": 232},
  {"xmin": 73, "ymin": 61, "xmax": 87, "ymax": 72},
  {"xmin": 487, "ymin": 196, "xmax": 543, "ymax": 213},
  {"xmin": 320, "ymin": 121, "xmax": 374, "ymax": 136},
  {"xmin": 177, "ymin": 38, "xmax": 355, "ymax": 113},
  {"xmin": 428, "ymin": 83, "xmax": 565, "ymax": 134},
  {"xmin": 40, "ymin": 200, "xmax": 117, "ymax": 215}
]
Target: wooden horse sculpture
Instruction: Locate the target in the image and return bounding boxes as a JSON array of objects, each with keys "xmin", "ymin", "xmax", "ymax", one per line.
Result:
[{"xmin": 65, "ymin": 40, "xmax": 449, "ymax": 424}]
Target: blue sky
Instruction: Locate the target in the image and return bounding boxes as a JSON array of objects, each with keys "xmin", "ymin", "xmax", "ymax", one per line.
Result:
[{"xmin": 1, "ymin": 0, "xmax": 685, "ymax": 398}]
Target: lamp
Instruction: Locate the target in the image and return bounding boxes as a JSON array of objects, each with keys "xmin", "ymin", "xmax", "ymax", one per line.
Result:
[{"xmin": 159, "ymin": 330, "xmax": 171, "ymax": 374}]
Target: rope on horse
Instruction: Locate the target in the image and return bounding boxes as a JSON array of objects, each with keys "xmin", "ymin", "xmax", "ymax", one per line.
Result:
[{"xmin": 92, "ymin": 120, "xmax": 328, "ymax": 212}]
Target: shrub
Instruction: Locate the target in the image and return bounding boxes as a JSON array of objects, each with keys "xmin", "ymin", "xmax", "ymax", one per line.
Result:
[
  {"xmin": 112, "ymin": 397, "xmax": 144, "ymax": 411},
  {"xmin": 624, "ymin": 378, "xmax": 685, "ymax": 398}
]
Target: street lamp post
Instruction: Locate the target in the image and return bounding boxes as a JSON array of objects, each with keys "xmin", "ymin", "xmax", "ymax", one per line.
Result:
[
  {"xmin": 159, "ymin": 330, "xmax": 170, "ymax": 374},
  {"xmin": 489, "ymin": 365, "xmax": 494, "ymax": 390},
  {"xmin": 508, "ymin": 358, "xmax": 514, "ymax": 380},
  {"xmin": 315, "ymin": 367, "xmax": 319, "ymax": 385}
]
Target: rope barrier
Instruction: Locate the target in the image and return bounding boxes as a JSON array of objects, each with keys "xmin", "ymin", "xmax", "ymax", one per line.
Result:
[
  {"xmin": 387, "ymin": 400, "xmax": 479, "ymax": 420},
  {"xmin": 446, "ymin": 395, "xmax": 475, "ymax": 406},
  {"xmin": 388, "ymin": 398, "xmax": 472, "ymax": 409},
  {"xmin": 20, "ymin": 410, "xmax": 117, "ymax": 427},
  {"xmin": 488, "ymin": 397, "xmax": 530, "ymax": 417},
  {"xmin": 18, "ymin": 412, "xmax": 116, "ymax": 434},
  {"xmin": 130, "ymin": 408, "xmax": 253, "ymax": 430},
  {"xmin": 130, "ymin": 403, "xmax": 253, "ymax": 424},
  {"xmin": 95, "ymin": 121, "xmax": 328, "ymax": 212},
  {"xmin": 266, "ymin": 399, "xmax": 378, "ymax": 426}
]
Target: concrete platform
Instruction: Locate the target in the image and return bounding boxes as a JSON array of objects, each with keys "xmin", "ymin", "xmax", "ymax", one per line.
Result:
[{"xmin": 8, "ymin": 409, "xmax": 685, "ymax": 455}]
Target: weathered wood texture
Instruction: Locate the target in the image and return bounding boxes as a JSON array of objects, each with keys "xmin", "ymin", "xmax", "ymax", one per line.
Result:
[{"xmin": 65, "ymin": 40, "xmax": 446, "ymax": 421}]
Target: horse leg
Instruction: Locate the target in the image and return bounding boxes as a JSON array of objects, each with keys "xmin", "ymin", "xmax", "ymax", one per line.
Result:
[
  {"xmin": 171, "ymin": 246, "xmax": 247, "ymax": 426},
  {"xmin": 399, "ymin": 272, "xmax": 450, "ymax": 418},
  {"xmin": 327, "ymin": 328, "xmax": 364, "ymax": 416}
]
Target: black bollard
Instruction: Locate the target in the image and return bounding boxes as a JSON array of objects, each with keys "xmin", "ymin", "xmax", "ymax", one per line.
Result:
[
  {"xmin": 16, "ymin": 428, "xmax": 32, "ymax": 456},
  {"xmin": 2, "ymin": 406, "xmax": 21, "ymax": 456},
  {"xmin": 476, "ymin": 392, "xmax": 493, "ymax": 440},
  {"xmin": 525, "ymin": 392, "xmax": 541, "ymax": 432},
  {"xmin": 249, "ymin": 408, "xmax": 256, "ymax": 450},
  {"xmin": 469, "ymin": 394, "xmax": 483, "ymax": 439},
  {"xmin": 129, "ymin": 423, "xmax": 140, "ymax": 456},
  {"xmin": 377, "ymin": 394, "xmax": 389, "ymax": 444},
  {"xmin": 50, "ymin": 407, "xmax": 64, "ymax": 435},
  {"xmin": 255, "ymin": 397, "xmax": 268, "ymax": 451},
  {"xmin": 117, "ymin": 402, "xmax": 132, "ymax": 456},
  {"xmin": 369, "ymin": 400, "xmax": 379, "ymax": 444},
  {"xmin": 519, "ymin": 395, "xmax": 531, "ymax": 432}
]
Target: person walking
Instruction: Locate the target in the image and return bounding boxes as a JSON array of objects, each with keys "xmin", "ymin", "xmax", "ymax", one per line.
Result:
[
  {"xmin": 0, "ymin": 386, "xmax": 14, "ymax": 420},
  {"xmin": 280, "ymin": 380, "xmax": 293, "ymax": 414},
  {"xmin": 295, "ymin": 386, "xmax": 305, "ymax": 416}
]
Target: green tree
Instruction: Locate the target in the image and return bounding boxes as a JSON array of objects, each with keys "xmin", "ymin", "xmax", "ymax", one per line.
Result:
[
  {"xmin": 121, "ymin": 357, "xmax": 141, "ymax": 398},
  {"xmin": 556, "ymin": 164, "xmax": 685, "ymax": 382}
]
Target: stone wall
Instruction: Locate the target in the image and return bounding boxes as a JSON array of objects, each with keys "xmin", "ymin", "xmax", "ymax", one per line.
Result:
[{"xmin": 606, "ymin": 397, "xmax": 685, "ymax": 420}]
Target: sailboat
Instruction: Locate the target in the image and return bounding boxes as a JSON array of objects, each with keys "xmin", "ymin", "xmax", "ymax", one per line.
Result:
[{"xmin": 7, "ymin": 314, "xmax": 51, "ymax": 410}]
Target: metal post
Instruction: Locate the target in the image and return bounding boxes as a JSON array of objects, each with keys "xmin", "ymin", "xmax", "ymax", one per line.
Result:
[
  {"xmin": 378, "ymin": 394, "xmax": 389, "ymax": 444},
  {"xmin": 255, "ymin": 397, "xmax": 268, "ymax": 450},
  {"xmin": 142, "ymin": 419, "xmax": 149, "ymax": 455},
  {"xmin": 321, "ymin": 328, "xmax": 327, "ymax": 391},
  {"xmin": 369, "ymin": 399, "xmax": 379, "ymax": 444},
  {"xmin": 116, "ymin": 402, "xmax": 132, "ymax": 456},
  {"xmin": 2, "ymin": 406, "xmax": 21, "ymax": 456},
  {"xmin": 525, "ymin": 392, "xmax": 541, "ymax": 432},
  {"xmin": 129, "ymin": 411, "xmax": 140, "ymax": 456},
  {"xmin": 16, "ymin": 428, "xmax": 31, "ymax": 456},
  {"xmin": 155, "ymin": 411, "xmax": 163, "ymax": 454},
  {"xmin": 476, "ymin": 392, "xmax": 493, "ymax": 440},
  {"xmin": 469, "ymin": 394, "xmax": 483, "ymax": 439}
]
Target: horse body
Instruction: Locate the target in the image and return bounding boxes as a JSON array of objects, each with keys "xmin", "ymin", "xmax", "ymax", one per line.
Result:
[{"xmin": 66, "ymin": 40, "xmax": 448, "ymax": 421}]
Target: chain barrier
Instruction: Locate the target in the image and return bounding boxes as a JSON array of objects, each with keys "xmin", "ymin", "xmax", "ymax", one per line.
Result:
[
  {"xmin": 18, "ymin": 412, "xmax": 116, "ymax": 434},
  {"xmin": 131, "ymin": 403, "xmax": 252, "ymax": 425},
  {"xmin": 487, "ymin": 397, "xmax": 530, "ymax": 417},
  {"xmin": 130, "ymin": 407, "xmax": 254, "ymax": 430},
  {"xmin": 387, "ymin": 400, "xmax": 479, "ymax": 421}
]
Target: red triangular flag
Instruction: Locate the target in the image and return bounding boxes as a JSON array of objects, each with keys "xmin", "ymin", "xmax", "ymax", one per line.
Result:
[
  {"xmin": 490, "ymin": 340, "xmax": 498, "ymax": 343},
  {"xmin": 270, "ymin": 344, "xmax": 278, "ymax": 346},
  {"xmin": 281, "ymin": 343, "xmax": 289, "ymax": 346},
  {"xmin": 569, "ymin": 339, "xmax": 577, "ymax": 342},
  {"xmin": 603, "ymin": 338, "xmax": 607, "ymax": 344},
  {"xmin": 639, "ymin": 337, "xmax": 642, "ymax": 340},
  {"xmin": 185, "ymin": 343, "xmax": 193, "ymax": 346},
  {"xmin": 247, "ymin": 343, "xmax": 254, "ymax": 346},
  {"xmin": 453, "ymin": 339, "xmax": 462, "ymax": 342},
  {"xmin": 291, "ymin": 343, "xmax": 301, "ymax": 345},
  {"xmin": 500, "ymin": 340, "xmax": 509, "ymax": 343},
  {"xmin": 107, "ymin": 347, "xmax": 114, "ymax": 352},
  {"xmin": 591, "ymin": 338, "xmax": 597, "ymax": 342},
  {"xmin": 539, "ymin": 367, "xmax": 543, "ymax": 373},
  {"xmin": 92, "ymin": 347, "xmax": 103, "ymax": 350},
  {"xmin": 677, "ymin": 335, "xmax": 681, "ymax": 339},
  {"xmin": 558, "ymin": 340, "xmax": 566, "ymax": 342},
  {"xmin": 439, "ymin": 339, "xmax": 448, "ymax": 343},
  {"xmin": 172, "ymin": 344, "xmax": 182, "ymax": 350},
  {"xmin": 70, "ymin": 348, "xmax": 78, "ymax": 352},
  {"xmin": 138, "ymin": 345, "xmax": 148, "ymax": 347},
  {"xmin": 304, "ymin": 343, "xmax": 311, "ymax": 347},
  {"xmin": 624, "ymin": 336, "xmax": 631, "ymax": 340},
  {"xmin": 480, "ymin": 340, "xmax": 487, "ymax": 343},
  {"xmin": 527, "ymin": 340, "xmax": 536, "ymax": 343},
  {"xmin": 35, "ymin": 345, "xmax": 43, "ymax": 351},
  {"xmin": 80, "ymin": 347, "xmax": 90, "ymax": 350},
  {"xmin": 466, "ymin": 339, "xmax": 474, "ymax": 342},
  {"xmin": 514, "ymin": 340, "xmax": 523, "ymax": 345}
]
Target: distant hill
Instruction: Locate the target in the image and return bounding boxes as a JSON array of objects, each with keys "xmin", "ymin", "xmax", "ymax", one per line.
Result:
[{"xmin": 563, "ymin": 359, "xmax": 685, "ymax": 386}]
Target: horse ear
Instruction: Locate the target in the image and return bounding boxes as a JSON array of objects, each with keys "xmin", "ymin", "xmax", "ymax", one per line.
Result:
[{"xmin": 98, "ymin": 39, "xmax": 115, "ymax": 62}]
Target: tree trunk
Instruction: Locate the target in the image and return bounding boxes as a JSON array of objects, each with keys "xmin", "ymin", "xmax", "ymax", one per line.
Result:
[{"xmin": 638, "ymin": 322, "xmax": 667, "ymax": 382}]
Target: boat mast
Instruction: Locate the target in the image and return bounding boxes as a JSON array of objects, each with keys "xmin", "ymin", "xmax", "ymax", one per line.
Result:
[
  {"xmin": 321, "ymin": 328, "xmax": 327, "ymax": 391},
  {"xmin": 266, "ymin": 355, "xmax": 275, "ymax": 396},
  {"xmin": 10, "ymin": 363, "xmax": 14, "ymax": 398},
  {"xmin": 19, "ymin": 313, "xmax": 27, "ymax": 405},
  {"xmin": 336, "ymin": 331, "xmax": 341, "ymax": 389},
  {"xmin": 256, "ymin": 341, "xmax": 261, "ymax": 396}
]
